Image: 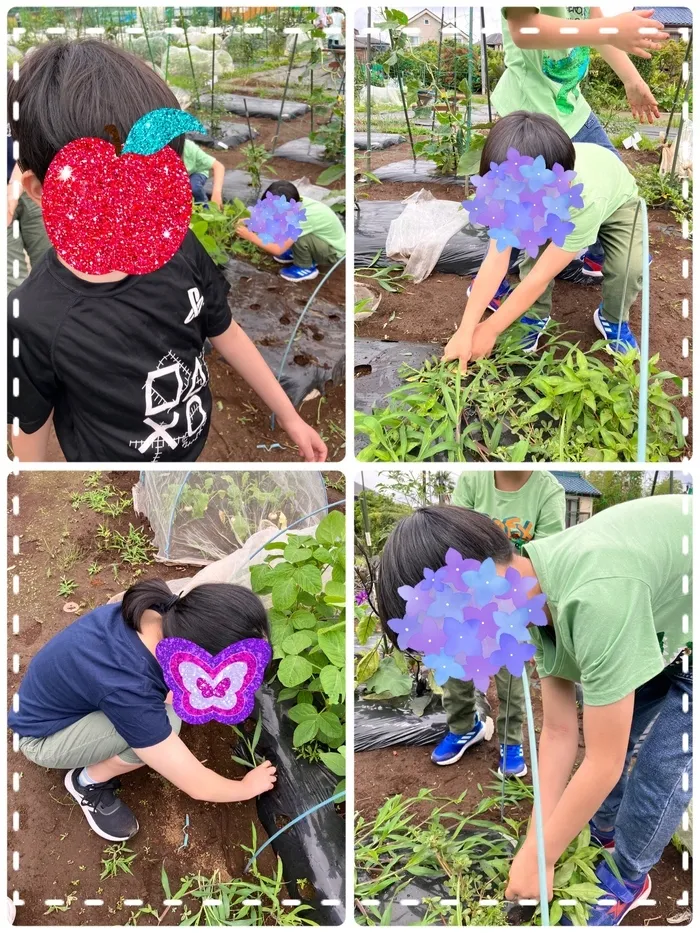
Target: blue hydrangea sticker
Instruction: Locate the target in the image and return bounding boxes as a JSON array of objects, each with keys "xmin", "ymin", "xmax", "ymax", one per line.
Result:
[{"xmin": 246, "ymin": 192, "xmax": 306, "ymax": 248}]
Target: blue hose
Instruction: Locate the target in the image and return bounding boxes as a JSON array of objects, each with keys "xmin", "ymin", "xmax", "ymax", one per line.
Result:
[
  {"xmin": 522, "ymin": 667, "xmax": 549, "ymax": 926},
  {"xmin": 247, "ymin": 500, "xmax": 344, "ymax": 563},
  {"xmin": 244, "ymin": 791, "xmax": 345, "ymax": 873}
]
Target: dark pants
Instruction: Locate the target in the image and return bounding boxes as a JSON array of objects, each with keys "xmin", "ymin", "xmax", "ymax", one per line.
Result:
[{"xmin": 190, "ymin": 172, "xmax": 209, "ymax": 206}]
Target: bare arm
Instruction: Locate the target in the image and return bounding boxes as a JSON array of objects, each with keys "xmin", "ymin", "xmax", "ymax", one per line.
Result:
[
  {"xmin": 210, "ymin": 160, "xmax": 226, "ymax": 209},
  {"xmin": 529, "ymin": 676, "xmax": 579, "ymax": 826},
  {"xmin": 235, "ymin": 222, "xmax": 295, "ymax": 258},
  {"xmin": 505, "ymin": 7, "xmax": 668, "ymax": 57},
  {"xmin": 134, "ymin": 731, "xmax": 276, "ymax": 803},
  {"xmin": 10, "ymin": 416, "xmax": 53, "ymax": 462},
  {"xmin": 7, "ymin": 164, "xmax": 22, "ymax": 226},
  {"xmin": 210, "ymin": 321, "xmax": 327, "ymax": 461}
]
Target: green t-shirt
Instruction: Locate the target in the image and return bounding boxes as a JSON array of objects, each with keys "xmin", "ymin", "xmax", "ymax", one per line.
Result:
[
  {"xmin": 493, "ymin": 7, "xmax": 592, "ymax": 137},
  {"xmin": 182, "ymin": 139, "xmax": 216, "ymax": 177},
  {"xmin": 299, "ymin": 197, "xmax": 346, "ymax": 256},
  {"xmin": 525, "ymin": 495, "xmax": 692, "ymax": 706},
  {"xmin": 453, "ymin": 471, "xmax": 565, "ymax": 551},
  {"xmin": 563, "ymin": 143, "xmax": 638, "ymax": 251}
]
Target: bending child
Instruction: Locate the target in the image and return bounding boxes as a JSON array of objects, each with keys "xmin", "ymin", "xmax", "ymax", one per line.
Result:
[
  {"xmin": 376, "ymin": 495, "xmax": 692, "ymax": 926},
  {"xmin": 183, "ymin": 138, "xmax": 225, "ymax": 209},
  {"xmin": 236, "ymin": 181, "xmax": 346, "ymax": 283},
  {"xmin": 7, "ymin": 41, "xmax": 326, "ymax": 463},
  {"xmin": 9, "ymin": 579, "xmax": 276, "ymax": 841},
  {"xmin": 445, "ymin": 110, "xmax": 644, "ymax": 369},
  {"xmin": 432, "ymin": 470, "xmax": 564, "ymax": 776}
]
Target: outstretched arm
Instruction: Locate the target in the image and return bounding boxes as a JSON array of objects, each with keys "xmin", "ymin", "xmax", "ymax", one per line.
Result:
[
  {"xmin": 9, "ymin": 417, "xmax": 52, "ymax": 462},
  {"xmin": 235, "ymin": 222, "xmax": 295, "ymax": 258}
]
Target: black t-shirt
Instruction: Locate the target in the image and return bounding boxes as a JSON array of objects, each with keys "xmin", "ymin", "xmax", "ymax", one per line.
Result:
[
  {"xmin": 8, "ymin": 603, "xmax": 172, "ymax": 749},
  {"xmin": 8, "ymin": 231, "xmax": 232, "ymax": 462}
]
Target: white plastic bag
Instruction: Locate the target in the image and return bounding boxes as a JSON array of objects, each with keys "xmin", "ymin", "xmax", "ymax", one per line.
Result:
[{"xmin": 386, "ymin": 189, "xmax": 469, "ymax": 283}]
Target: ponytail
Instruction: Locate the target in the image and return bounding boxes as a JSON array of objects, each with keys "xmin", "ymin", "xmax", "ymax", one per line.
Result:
[{"xmin": 121, "ymin": 578, "xmax": 269, "ymax": 655}]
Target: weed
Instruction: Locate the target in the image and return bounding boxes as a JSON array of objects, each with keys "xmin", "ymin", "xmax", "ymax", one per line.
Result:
[
  {"xmin": 72, "ymin": 484, "xmax": 132, "ymax": 517},
  {"xmin": 100, "ymin": 843, "xmax": 137, "ymax": 880},
  {"xmin": 632, "ymin": 163, "xmax": 692, "ymax": 228},
  {"xmin": 88, "ymin": 561, "xmax": 101, "ymax": 577},
  {"xmin": 109, "ymin": 525, "xmax": 154, "ymax": 566},
  {"xmin": 231, "ymin": 713, "xmax": 263, "ymax": 769},
  {"xmin": 43, "ymin": 893, "xmax": 77, "ymax": 914},
  {"xmin": 355, "ymin": 250, "xmax": 412, "ymax": 294},
  {"xmin": 58, "ymin": 577, "xmax": 78, "ymax": 598}
]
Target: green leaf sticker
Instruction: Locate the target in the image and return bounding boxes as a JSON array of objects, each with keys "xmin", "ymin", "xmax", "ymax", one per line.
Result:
[{"xmin": 122, "ymin": 108, "xmax": 205, "ymax": 155}]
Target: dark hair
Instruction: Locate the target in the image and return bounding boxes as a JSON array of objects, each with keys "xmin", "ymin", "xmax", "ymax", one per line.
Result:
[
  {"xmin": 262, "ymin": 180, "xmax": 300, "ymax": 202},
  {"xmin": 377, "ymin": 506, "xmax": 514, "ymax": 631},
  {"xmin": 121, "ymin": 579, "xmax": 269, "ymax": 655},
  {"xmin": 8, "ymin": 40, "xmax": 184, "ymax": 182},
  {"xmin": 480, "ymin": 111, "xmax": 576, "ymax": 175}
]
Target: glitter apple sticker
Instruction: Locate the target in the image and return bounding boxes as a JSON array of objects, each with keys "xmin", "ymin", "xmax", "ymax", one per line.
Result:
[{"xmin": 42, "ymin": 108, "xmax": 205, "ymax": 276}]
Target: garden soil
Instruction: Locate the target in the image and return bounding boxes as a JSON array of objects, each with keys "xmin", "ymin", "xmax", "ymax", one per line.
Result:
[
  {"xmin": 355, "ymin": 675, "xmax": 691, "ymax": 926},
  {"xmin": 6, "ymin": 472, "xmax": 282, "ymax": 925},
  {"xmin": 355, "ymin": 144, "xmax": 691, "ymax": 456}
]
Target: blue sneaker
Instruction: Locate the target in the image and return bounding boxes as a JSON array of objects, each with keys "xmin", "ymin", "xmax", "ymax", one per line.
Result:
[
  {"xmin": 589, "ymin": 819, "xmax": 616, "ymax": 851},
  {"xmin": 431, "ymin": 716, "xmax": 486, "ymax": 766},
  {"xmin": 519, "ymin": 314, "xmax": 550, "ymax": 353},
  {"xmin": 280, "ymin": 264, "xmax": 319, "ymax": 282},
  {"xmin": 562, "ymin": 861, "xmax": 651, "ymax": 926},
  {"xmin": 498, "ymin": 743, "xmax": 528, "ymax": 778},
  {"xmin": 467, "ymin": 277, "xmax": 512, "ymax": 312},
  {"xmin": 593, "ymin": 305, "xmax": 639, "ymax": 353},
  {"xmin": 273, "ymin": 248, "xmax": 294, "ymax": 265}
]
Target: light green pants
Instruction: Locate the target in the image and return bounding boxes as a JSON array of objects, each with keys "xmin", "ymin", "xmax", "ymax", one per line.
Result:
[
  {"xmin": 17, "ymin": 705, "xmax": 182, "ymax": 768},
  {"xmin": 7, "ymin": 193, "xmax": 51, "ymax": 289},
  {"xmin": 292, "ymin": 233, "xmax": 339, "ymax": 269},
  {"xmin": 443, "ymin": 668, "xmax": 525, "ymax": 745},
  {"xmin": 519, "ymin": 197, "xmax": 644, "ymax": 323}
]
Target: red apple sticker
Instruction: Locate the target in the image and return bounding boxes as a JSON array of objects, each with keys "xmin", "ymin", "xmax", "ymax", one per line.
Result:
[{"xmin": 42, "ymin": 108, "xmax": 206, "ymax": 275}]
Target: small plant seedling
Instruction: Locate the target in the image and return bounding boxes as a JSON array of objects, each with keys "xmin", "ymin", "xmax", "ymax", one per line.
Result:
[
  {"xmin": 43, "ymin": 893, "xmax": 77, "ymax": 915},
  {"xmin": 231, "ymin": 713, "xmax": 263, "ymax": 769},
  {"xmin": 58, "ymin": 577, "xmax": 78, "ymax": 598},
  {"xmin": 88, "ymin": 561, "xmax": 101, "ymax": 577},
  {"xmin": 100, "ymin": 843, "xmax": 137, "ymax": 880},
  {"xmin": 109, "ymin": 524, "xmax": 154, "ymax": 566}
]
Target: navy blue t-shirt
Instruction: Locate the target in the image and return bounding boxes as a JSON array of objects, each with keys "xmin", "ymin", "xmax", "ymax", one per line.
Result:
[{"xmin": 9, "ymin": 603, "xmax": 172, "ymax": 748}]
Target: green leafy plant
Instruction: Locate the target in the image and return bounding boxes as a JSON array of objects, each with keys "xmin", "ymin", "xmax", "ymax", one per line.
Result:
[
  {"xmin": 310, "ymin": 95, "xmax": 345, "ymax": 164},
  {"xmin": 108, "ymin": 525, "xmax": 154, "ymax": 566},
  {"xmin": 100, "ymin": 843, "xmax": 137, "ymax": 881},
  {"xmin": 58, "ymin": 577, "xmax": 78, "ymax": 598},
  {"xmin": 632, "ymin": 163, "xmax": 692, "ymax": 228},
  {"xmin": 87, "ymin": 561, "xmax": 101, "ymax": 577},
  {"xmin": 414, "ymin": 103, "xmax": 486, "ymax": 176},
  {"xmin": 231, "ymin": 713, "xmax": 263, "ymax": 769},
  {"xmin": 355, "ymin": 331, "xmax": 685, "ymax": 462},
  {"xmin": 190, "ymin": 199, "xmax": 252, "ymax": 266},
  {"xmin": 355, "ymin": 250, "xmax": 412, "ymax": 293},
  {"xmin": 250, "ymin": 511, "xmax": 345, "ymax": 780},
  {"xmin": 71, "ymin": 483, "xmax": 132, "ymax": 517},
  {"xmin": 241, "ymin": 142, "xmax": 275, "ymax": 197}
]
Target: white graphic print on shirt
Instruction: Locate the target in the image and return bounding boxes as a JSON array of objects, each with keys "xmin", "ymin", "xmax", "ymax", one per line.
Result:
[
  {"xmin": 130, "ymin": 350, "xmax": 209, "ymax": 461},
  {"xmin": 185, "ymin": 287, "xmax": 203, "ymax": 324}
]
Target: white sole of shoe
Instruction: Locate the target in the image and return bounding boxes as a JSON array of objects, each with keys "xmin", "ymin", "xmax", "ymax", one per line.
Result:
[
  {"xmin": 273, "ymin": 257, "xmax": 294, "ymax": 265},
  {"xmin": 64, "ymin": 770, "xmax": 138, "ymax": 842},
  {"xmin": 433, "ymin": 717, "xmax": 494, "ymax": 766},
  {"xmin": 581, "ymin": 267, "xmax": 603, "ymax": 278},
  {"xmin": 281, "ymin": 269, "xmax": 319, "ymax": 282},
  {"xmin": 497, "ymin": 763, "xmax": 528, "ymax": 779},
  {"xmin": 619, "ymin": 876, "xmax": 652, "ymax": 919}
]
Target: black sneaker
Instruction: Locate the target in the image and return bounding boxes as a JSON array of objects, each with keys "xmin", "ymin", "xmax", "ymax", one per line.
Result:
[{"xmin": 64, "ymin": 769, "xmax": 139, "ymax": 841}]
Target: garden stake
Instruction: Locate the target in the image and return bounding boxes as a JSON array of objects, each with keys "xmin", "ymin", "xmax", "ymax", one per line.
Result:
[
  {"xmin": 397, "ymin": 71, "xmax": 416, "ymax": 164},
  {"xmin": 138, "ymin": 7, "xmax": 156, "ymax": 69},
  {"xmin": 467, "ymin": 8, "xmax": 473, "ymax": 149},
  {"xmin": 209, "ymin": 9, "xmax": 218, "ymax": 137},
  {"xmin": 270, "ymin": 254, "xmax": 346, "ymax": 431},
  {"xmin": 522, "ymin": 667, "xmax": 549, "ymax": 926},
  {"xmin": 452, "ymin": 7, "xmax": 458, "ymax": 112},
  {"xmin": 500, "ymin": 673, "xmax": 512, "ymax": 822},
  {"xmin": 179, "ymin": 7, "xmax": 201, "ymax": 108},
  {"xmin": 243, "ymin": 96, "xmax": 254, "ymax": 145},
  {"xmin": 365, "ymin": 7, "xmax": 372, "ymax": 173},
  {"xmin": 480, "ymin": 7, "xmax": 492, "ymax": 122},
  {"xmin": 244, "ymin": 792, "xmax": 345, "ymax": 873},
  {"xmin": 670, "ymin": 71, "xmax": 692, "ymax": 180},
  {"xmin": 271, "ymin": 33, "xmax": 297, "ymax": 155},
  {"xmin": 432, "ymin": 7, "xmax": 445, "ymax": 133},
  {"xmin": 663, "ymin": 33, "xmax": 693, "ymax": 164}
]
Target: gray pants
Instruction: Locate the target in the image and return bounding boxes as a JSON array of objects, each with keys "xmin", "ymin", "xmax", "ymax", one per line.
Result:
[{"xmin": 18, "ymin": 705, "xmax": 182, "ymax": 768}]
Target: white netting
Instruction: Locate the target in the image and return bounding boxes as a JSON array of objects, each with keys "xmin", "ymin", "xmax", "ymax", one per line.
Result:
[
  {"xmin": 370, "ymin": 80, "xmax": 402, "ymax": 108},
  {"xmin": 194, "ymin": 33, "xmax": 225, "ymax": 51},
  {"xmin": 660, "ymin": 120, "xmax": 693, "ymax": 179},
  {"xmin": 133, "ymin": 471, "xmax": 328, "ymax": 565},
  {"xmin": 165, "ymin": 44, "xmax": 233, "ymax": 79},
  {"xmin": 127, "ymin": 34, "xmax": 169, "ymax": 64},
  {"xmin": 386, "ymin": 189, "xmax": 469, "ymax": 283}
]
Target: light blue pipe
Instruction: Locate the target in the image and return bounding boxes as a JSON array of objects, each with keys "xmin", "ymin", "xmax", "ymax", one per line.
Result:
[
  {"xmin": 244, "ymin": 791, "xmax": 346, "ymax": 873},
  {"xmin": 636, "ymin": 199, "xmax": 650, "ymax": 462},
  {"xmin": 247, "ymin": 500, "xmax": 344, "ymax": 563},
  {"xmin": 522, "ymin": 667, "xmax": 549, "ymax": 926}
]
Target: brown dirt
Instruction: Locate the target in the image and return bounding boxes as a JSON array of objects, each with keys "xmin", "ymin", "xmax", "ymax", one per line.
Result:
[
  {"xmin": 355, "ymin": 145, "xmax": 692, "ymax": 458},
  {"xmin": 355, "ymin": 676, "xmax": 691, "ymax": 925},
  {"xmin": 7, "ymin": 471, "xmax": 339, "ymax": 925}
]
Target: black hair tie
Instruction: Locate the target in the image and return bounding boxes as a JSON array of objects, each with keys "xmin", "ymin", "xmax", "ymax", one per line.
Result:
[{"xmin": 162, "ymin": 593, "xmax": 179, "ymax": 612}]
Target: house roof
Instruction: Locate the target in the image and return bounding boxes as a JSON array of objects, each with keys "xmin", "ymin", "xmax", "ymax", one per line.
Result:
[
  {"xmin": 550, "ymin": 472, "xmax": 602, "ymax": 497},
  {"xmin": 633, "ymin": 7, "xmax": 693, "ymax": 27},
  {"xmin": 407, "ymin": 8, "xmax": 470, "ymax": 38},
  {"xmin": 486, "ymin": 32, "xmax": 503, "ymax": 45}
]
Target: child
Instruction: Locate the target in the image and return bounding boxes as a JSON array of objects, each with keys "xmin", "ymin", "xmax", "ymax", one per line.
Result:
[
  {"xmin": 486, "ymin": 7, "xmax": 666, "ymax": 284},
  {"xmin": 377, "ymin": 494, "xmax": 692, "ymax": 925},
  {"xmin": 433, "ymin": 471, "xmax": 564, "ymax": 777},
  {"xmin": 7, "ymin": 40, "xmax": 326, "ymax": 463},
  {"xmin": 236, "ymin": 180, "xmax": 346, "ymax": 283},
  {"xmin": 444, "ymin": 111, "xmax": 643, "ymax": 369},
  {"xmin": 183, "ymin": 138, "xmax": 225, "ymax": 210},
  {"xmin": 9, "ymin": 579, "xmax": 277, "ymax": 841}
]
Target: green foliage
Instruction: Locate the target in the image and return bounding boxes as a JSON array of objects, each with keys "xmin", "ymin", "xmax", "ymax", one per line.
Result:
[
  {"xmin": 353, "ymin": 487, "xmax": 412, "ymax": 555},
  {"xmin": 240, "ymin": 142, "xmax": 275, "ymax": 197},
  {"xmin": 251, "ymin": 512, "xmax": 346, "ymax": 762},
  {"xmin": 231, "ymin": 713, "xmax": 263, "ymax": 769},
  {"xmin": 414, "ymin": 103, "xmax": 486, "ymax": 176},
  {"xmin": 71, "ymin": 482, "xmax": 132, "ymax": 518},
  {"xmin": 632, "ymin": 164, "xmax": 692, "ymax": 227},
  {"xmin": 109, "ymin": 525, "xmax": 154, "ymax": 566},
  {"xmin": 310, "ymin": 95, "xmax": 345, "ymax": 164},
  {"xmin": 100, "ymin": 843, "xmax": 137, "ymax": 881},
  {"xmin": 355, "ymin": 251, "xmax": 412, "ymax": 293},
  {"xmin": 58, "ymin": 577, "xmax": 77, "ymax": 598},
  {"xmin": 190, "ymin": 199, "xmax": 252, "ymax": 266},
  {"xmin": 356, "ymin": 333, "xmax": 685, "ymax": 462}
]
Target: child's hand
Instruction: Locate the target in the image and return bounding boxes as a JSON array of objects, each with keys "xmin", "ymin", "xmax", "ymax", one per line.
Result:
[
  {"xmin": 624, "ymin": 78, "xmax": 660, "ymax": 123},
  {"xmin": 443, "ymin": 328, "xmax": 473, "ymax": 373},
  {"xmin": 505, "ymin": 841, "xmax": 554, "ymax": 902},
  {"xmin": 470, "ymin": 322, "xmax": 498, "ymax": 361},
  {"xmin": 280, "ymin": 413, "xmax": 328, "ymax": 462},
  {"xmin": 607, "ymin": 10, "xmax": 669, "ymax": 58},
  {"xmin": 211, "ymin": 193, "xmax": 223, "ymax": 210},
  {"xmin": 241, "ymin": 760, "xmax": 277, "ymax": 798}
]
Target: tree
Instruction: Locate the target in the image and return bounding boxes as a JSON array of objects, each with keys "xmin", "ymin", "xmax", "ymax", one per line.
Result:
[
  {"xmin": 585, "ymin": 472, "xmax": 644, "ymax": 513},
  {"xmin": 376, "ymin": 470, "xmax": 455, "ymax": 508},
  {"xmin": 354, "ymin": 487, "xmax": 412, "ymax": 556}
]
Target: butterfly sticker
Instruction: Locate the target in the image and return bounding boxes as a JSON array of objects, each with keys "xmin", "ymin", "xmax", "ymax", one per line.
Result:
[{"xmin": 156, "ymin": 637, "xmax": 271, "ymax": 725}]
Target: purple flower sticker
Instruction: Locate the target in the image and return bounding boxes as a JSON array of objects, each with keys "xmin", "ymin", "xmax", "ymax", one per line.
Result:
[
  {"xmin": 467, "ymin": 198, "xmax": 506, "ymax": 229},
  {"xmin": 418, "ymin": 566, "xmax": 447, "ymax": 592},
  {"xmin": 541, "ymin": 213, "xmax": 575, "ymax": 247},
  {"xmin": 247, "ymin": 192, "xmax": 306, "ymax": 248},
  {"xmin": 444, "ymin": 616, "xmax": 482, "ymax": 658},
  {"xmin": 462, "ymin": 654, "xmax": 501, "ymax": 692},
  {"xmin": 488, "ymin": 633, "xmax": 537, "ymax": 677},
  {"xmin": 427, "ymin": 587, "xmax": 470, "ymax": 619},
  {"xmin": 493, "ymin": 175, "xmax": 524, "ymax": 202},
  {"xmin": 424, "ymin": 650, "xmax": 467, "ymax": 686},
  {"xmin": 521, "ymin": 592, "xmax": 548, "ymax": 627},
  {"xmin": 504, "ymin": 200, "xmax": 534, "ymax": 232},
  {"xmin": 551, "ymin": 163, "xmax": 577, "ymax": 186},
  {"xmin": 463, "ymin": 603, "xmax": 499, "ymax": 640},
  {"xmin": 504, "ymin": 566, "xmax": 537, "ymax": 608},
  {"xmin": 470, "ymin": 172, "xmax": 498, "ymax": 197},
  {"xmin": 386, "ymin": 614, "xmax": 423, "ymax": 651},
  {"xmin": 398, "ymin": 582, "xmax": 433, "ymax": 615},
  {"xmin": 506, "ymin": 147, "xmax": 534, "ymax": 173},
  {"xmin": 443, "ymin": 548, "xmax": 480, "ymax": 591},
  {"xmin": 490, "ymin": 227, "xmax": 521, "ymax": 253},
  {"xmin": 519, "ymin": 227, "xmax": 548, "ymax": 259},
  {"xmin": 462, "ymin": 558, "xmax": 510, "ymax": 608},
  {"xmin": 494, "ymin": 607, "xmax": 531, "ymax": 643},
  {"xmin": 407, "ymin": 617, "xmax": 448, "ymax": 653}
]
